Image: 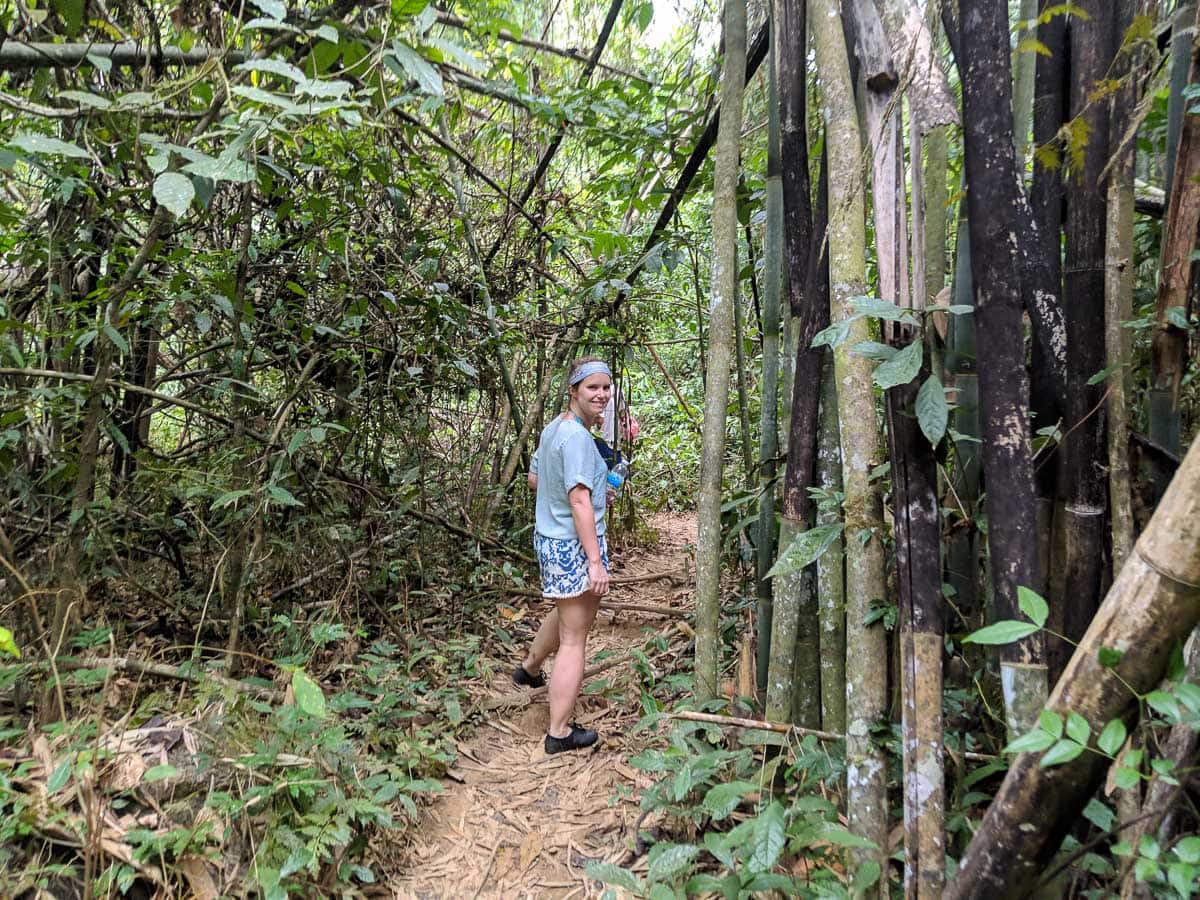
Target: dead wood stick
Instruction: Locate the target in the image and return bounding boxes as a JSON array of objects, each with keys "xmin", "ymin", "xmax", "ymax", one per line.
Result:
[
  {"xmin": 669, "ymin": 710, "xmax": 996, "ymax": 761},
  {"xmin": 477, "ymin": 651, "xmax": 635, "ymax": 712},
  {"xmin": 599, "ymin": 601, "xmax": 688, "ymax": 617},
  {"xmin": 60, "ymin": 656, "xmax": 282, "ymax": 701}
]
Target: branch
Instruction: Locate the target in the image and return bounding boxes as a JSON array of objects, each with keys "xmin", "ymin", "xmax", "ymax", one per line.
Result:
[{"xmin": 0, "ymin": 41, "xmax": 245, "ymax": 70}]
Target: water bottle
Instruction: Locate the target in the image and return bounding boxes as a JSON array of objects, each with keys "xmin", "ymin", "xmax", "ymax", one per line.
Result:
[{"xmin": 606, "ymin": 460, "xmax": 631, "ymax": 491}]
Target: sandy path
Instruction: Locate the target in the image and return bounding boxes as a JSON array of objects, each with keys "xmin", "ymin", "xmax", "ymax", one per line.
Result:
[{"xmin": 389, "ymin": 512, "xmax": 697, "ymax": 899}]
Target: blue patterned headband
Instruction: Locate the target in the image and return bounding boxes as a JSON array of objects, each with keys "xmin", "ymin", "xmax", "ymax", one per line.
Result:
[{"xmin": 569, "ymin": 361, "xmax": 612, "ymax": 386}]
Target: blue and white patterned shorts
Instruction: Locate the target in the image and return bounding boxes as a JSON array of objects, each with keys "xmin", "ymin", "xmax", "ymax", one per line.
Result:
[{"xmin": 534, "ymin": 533, "xmax": 610, "ymax": 599}]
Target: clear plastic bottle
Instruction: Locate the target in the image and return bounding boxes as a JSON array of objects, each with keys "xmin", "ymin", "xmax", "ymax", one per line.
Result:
[{"xmin": 606, "ymin": 460, "xmax": 631, "ymax": 491}]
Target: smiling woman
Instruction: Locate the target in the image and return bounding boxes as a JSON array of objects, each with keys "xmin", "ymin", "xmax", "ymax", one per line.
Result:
[{"xmin": 512, "ymin": 356, "xmax": 614, "ymax": 754}]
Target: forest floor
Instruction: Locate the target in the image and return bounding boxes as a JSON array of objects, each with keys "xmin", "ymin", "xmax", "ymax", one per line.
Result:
[{"xmin": 387, "ymin": 511, "xmax": 698, "ymax": 899}]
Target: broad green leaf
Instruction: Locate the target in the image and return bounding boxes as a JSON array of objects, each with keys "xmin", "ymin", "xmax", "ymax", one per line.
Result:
[
  {"xmin": 1016, "ymin": 586, "xmax": 1048, "ymax": 628},
  {"xmin": 750, "ymin": 802, "xmax": 786, "ymax": 871},
  {"xmin": 766, "ymin": 523, "xmax": 843, "ymax": 578},
  {"xmin": 647, "ymin": 843, "xmax": 698, "ymax": 882},
  {"xmin": 851, "ymin": 296, "xmax": 907, "ymax": 320},
  {"xmin": 811, "ymin": 317, "xmax": 855, "ymax": 348},
  {"xmin": 8, "ymin": 133, "xmax": 90, "ymax": 159},
  {"xmin": 144, "ymin": 763, "xmax": 178, "ymax": 782},
  {"xmin": 850, "ymin": 340, "xmax": 896, "ymax": 362},
  {"xmin": 101, "ymin": 323, "xmax": 128, "ymax": 354},
  {"xmin": 236, "ymin": 58, "xmax": 306, "ymax": 83},
  {"xmin": 1040, "ymin": 709, "xmax": 1063, "ymax": 737},
  {"xmin": 1146, "ymin": 690, "xmax": 1182, "ymax": 722},
  {"xmin": 1168, "ymin": 862, "xmax": 1195, "ymax": 897},
  {"xmin": 279, "ymin": 846, "xmax": 314, "ymax": 878},
  {"xmin": 584, "ymin": 861, "xmax": 641, "ymax": 893},
  {"xmin": 1174, "ymin": 836, "xmax": 1200, "ymax": 864},
  {"xmin": 873, "ymin": 340, "xmax": 922, "ymax": 390},
  {"xmin": 1040, "ymin": 738, "xmax": 1085, "ymax": 767},
  {"xmin": 1175, "ymin": 682, "xmax": 1200, "ymax": 713},
  {"xmin": 1004, "ymin": 728, "xmax": 1056, "ymax": 754},
  {"xmin": 852, "ymin": 860, "xmax": 882, "ymax": 894},
  {"xmin": 210, "ymin": 489, "xmax": 251, "ymax": 510},
  {"xmin": 703, "ymin": 831, "xmax": 735, "ymax": 869},
  {"xmin": 182, "ymin": 154, "xmax": 255, "ymax": 184},
  {"xmin": 426, "ymin": 36, "xmax": 486, "ymax": 74},
  {"xmin": 295, "ymin": 78, "xmax": 351, "ymax": 99},
  {"xmin": 701, "ymin": 780, "xmax": 756, "ymax": 820},
  {"xmin": 1065, "ymin": 712, "xmax": 1090, "ymax": 745},
  {"xmin": 1098, "ymin": 646, "xmax": 1123, "ymax": 667},
  {"xmin": 266, "ymin": 485, "xmax": 304, "ymax": 507},
  {"xmin": 963, "ymin": 619, "xmax": 1040, "ymax": 645},
  {"xmin": 56, "ymin": 90, "xmax": 112, "ymax": 109},
  {"xmin": 916, "ymin": 373, "xmax": 948, "ymax": 444},
  {"xmin": 153, "ymin": 172, "xmax": 195, "ymax": 217},
  {"xmin": 0, "ymin": 626, "xmax": 20, "ymax": 659},
  {"xmin": 1097, "ymin": 719, "xmax": 1127, "ymax": 756},
  {"xmin": 1113, "ymin": 767, "xmax": 1140, "ymax": 790},
  {"xmin": 47, "ymin": 759, "xmax": 72, "ymax": 792},
  {"xmin": 1083, "ymin": 798, "xmax": 1115, "ymax": 832},
  {"xmin": 291, "ymin": 668, "xmax": 326, "ymax": 718},
  {"xmin": 1166, "ymin": 306, "xmax": 1190, "ymax": 329},
  {"xmin": 248, "ymin": 0, "xmax": 287, "ymax": 18},
  {"xmin": 389, "ymin": 41, "xmax": 444, "ymax": 96},
  {"xmin": 817, "ymin": 823, "xmax": 879, "ymax": 850},
  {"xmin": 232, "ymin": 86, "xmax": 302, "ymax": 113},
  {"xmin": 310, "ymin": 24, "xmax": 339, "ymax": 43}
]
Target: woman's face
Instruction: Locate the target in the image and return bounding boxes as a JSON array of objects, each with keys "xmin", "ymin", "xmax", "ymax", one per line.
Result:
[{"xmin": 571, "ymin": 373, "xmax": 612, "ymax": 416}]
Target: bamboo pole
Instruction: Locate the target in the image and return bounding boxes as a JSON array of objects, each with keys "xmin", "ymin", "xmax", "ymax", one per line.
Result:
[
  {"xmin": 945, "ymin": 432, "xmax": 1200, "ymax": 899},
  {"xmin": 0, "ymin": 41, "xmax": 243, "ymax": 69}
]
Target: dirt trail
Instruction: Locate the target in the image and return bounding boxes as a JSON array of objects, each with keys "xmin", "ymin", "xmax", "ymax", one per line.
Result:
[{"xmin": 389, "ymin": 512, "xmax": 697, "ymax": 899}]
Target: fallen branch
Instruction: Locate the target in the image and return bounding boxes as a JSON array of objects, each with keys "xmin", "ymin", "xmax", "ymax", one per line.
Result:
[
  {"xmin": 477, "ymin": 651, "xmax": 635, "ymax": 712},
  {"xmin": 598, "ymin": 601, "xmax": 689, "ymax": 617},
  {"xmin": 669, "ymin": 710, "xmax": 997, "ymax": 761},
  {"xmin": 57, "ymin": 656, "xmax": 282, "ymax": 701}
]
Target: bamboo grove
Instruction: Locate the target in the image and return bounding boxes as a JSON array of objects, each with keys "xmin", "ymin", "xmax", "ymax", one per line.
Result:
[{"xmin": 3, "ymin": 0, "xmax": 1200, "ymax": 895}]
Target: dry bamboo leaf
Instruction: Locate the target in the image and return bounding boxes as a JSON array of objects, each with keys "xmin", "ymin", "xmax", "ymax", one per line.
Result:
[{"xmin": 178, "ymin": 854, "xmax": 219, "ymax": 900}]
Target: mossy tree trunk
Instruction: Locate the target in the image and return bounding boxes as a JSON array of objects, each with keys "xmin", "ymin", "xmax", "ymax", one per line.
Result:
[{"xmin": 695, "ymin": 0, "xmax": 747, "ymax": 701}]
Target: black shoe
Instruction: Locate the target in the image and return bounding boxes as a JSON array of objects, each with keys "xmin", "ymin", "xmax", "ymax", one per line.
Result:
[
  {"xmin": 512, "ymin": 665, "xmax": 546, "ymax": 688},
  {"xmin": 544, "ymin": 723, "xmax": 599, "ymax": 754}
]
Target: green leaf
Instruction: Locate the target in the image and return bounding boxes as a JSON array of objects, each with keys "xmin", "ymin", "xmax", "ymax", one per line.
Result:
[
  {"xmin": 8, "ymin": 132, "xmax": 91, "ymax": 159},
  {"xmin": 851, "ymin": 296, "xmax": 907, "ymax": 320},
  {"xmin": 1083, "ymin": 798, "xmax": 1115, "ymax": 832},
  {"xmin": 1097, "ymin": 719, "xmax": 1127, "ymax": 756},
  {"xmin": 850, "ymin": 340, "xmax": 896, "ymax": 362},
  {"xmin": 1040, "ymin": 709, "xmax": 1064, "ymax": 737},
  {"xmin": 279, "ymin": 846, "xmax": 314, "ymax": 878},
  {"xmin": 703, "ymin": 831, "xmax": 735, "ymax": 869},
  {"xmin": 811, "ymin": 317, "xmax": 855, "ymax": 349},
  {"xmin": 1176, "ymin": 682, "xmax": 1200, "ymax": 713},
  {"xmin": 873, "ymin": 340, "xmax": 923, "ymax": 390},
  {"xmin": 851, "ymin": 860, "xmax": 882, "ymax": 894},
  {"xmin": 210, "ymin": 489, "xmax": 251, "ymax": 510},
  {"xmin": 750, "ymin": 802, "xmax": 786, "ymax": 871},
  {"xmin": 647, "ymin": 843, "xmax": 699, "ymax": 882},
  {"xmin": 1146, "ymin": 690, "xmax": 1182, "ymax": 722},
  {"xmin": 1098, "ymin": 646, "xmax": 1123, "ymax": 667},
  {"xmin": 584, "ymin": 861, "xmax": 642, "ymax": 893},
  {"xmin": 1166, "ymin": 306, "xmax": 1190, "ymax": 329},
  {"xmin": 1040, "ymin": 739, "xmax": 1085, "ymax": 767},
  {"xmin": 182, "ymin": 153, "xmax": 255, "ymax": 184},
  {"xmin": 266, "ymin": 485, "xmax": 304, "ymax": 508},
  {"xmin": 701, "ymin": 781, "xmax": 756, "ymax": 820},
  {"xmin": 292, "ymin": 668, "xmax": 326, "ymax": 718},
  {"xmin": 1017, "ymin": 586, "xmax": 1049, "ymax": 628},
  {"xmin": 1168, "ymin": 861, "xmax": 1195, "ymax": 897},
  {"xmin": 1174, "ymin": 836, "xmax": 1200, "ymax": 864},
  {"xmin": 236, "ymin": 57, "xmax": 306, "ymax": 83},
  {"xmin": 916, "ymin": 373, "xmax": 948, "ymax": 444},
  {"xmin": 144, "ymin": 763, "xmax": 178, "ymax": 782},
  {"xmin": 1004, "ymin": 728, "xmax": 1056, "ymax": 754},
  {"xmin": 47, "ymin": 759, "xmax": 72, "ymax": 792},
  {"xmin": 0, "ymin": 626, "xmax": 20, "ymax": 659},
  {"xmin": 817, "ymin": 823, "xmax": 879, "ymax": 850},
  {"xmin": 153, "ymin": 172, "xmax": 195, "ymax": 217},
  {"xmin": 56, "ymin": 90, "xmax": 112, "ymax": 109},
  {"xmin": 766, "ymin": 524, "xmax": 844, "ymax": 578},
  {"xmin": 248, "ymin": 0, "xmax": 287, "ymax": 18},
  {"xmin": 389, "ymin": 41, "xmax": 444, "ymax": 95},
  {"xmin": 963, "ymin": 619, "xmax": 1040, "ymax": 645},
  {"xmin": 1066, "ymin": 713, "xmax": 1090, "ymax": 745},
  {"xmin": 1113, "ymin": 767, "xmax": 1140, "ymax": 790}
]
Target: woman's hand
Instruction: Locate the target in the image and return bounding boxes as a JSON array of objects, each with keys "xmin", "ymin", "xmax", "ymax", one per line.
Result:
[{"xmin": 587, "ymin": 558, "xmax": 610, "ymax": 596}]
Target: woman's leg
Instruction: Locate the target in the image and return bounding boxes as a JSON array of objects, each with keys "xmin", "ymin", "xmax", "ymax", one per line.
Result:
[
  {"xmin": 547, "ymin": 591, "xmax": 601, "ymax": 738},
  {"xmin": 522, "ymin": 608, "xmax": 559, "ymax": 674}
]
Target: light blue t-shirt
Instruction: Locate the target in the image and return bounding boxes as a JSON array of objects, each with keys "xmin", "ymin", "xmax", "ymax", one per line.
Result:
[{"xmin": 533, "ymin": 417, "xmax": 607, "ymax": 540}]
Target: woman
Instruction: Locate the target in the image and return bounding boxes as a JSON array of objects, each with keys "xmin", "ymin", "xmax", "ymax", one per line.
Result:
[{"xmin": 515, "ymin": 357, "xmax": 612, "ymax": 754}]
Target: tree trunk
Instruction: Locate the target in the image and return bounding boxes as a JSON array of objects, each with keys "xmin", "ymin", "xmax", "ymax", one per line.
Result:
[
  {"xmin": 695, "ymin": 0, "xmax": 747, "ymax": 701},
  {"xmin": 1012, "ymin": 0, "xmax": 1039, "ymax": 165},
  {"xmin": 960, "ymin": 0, "xmax": 1047, "ymax": 734},
  {"xmin": 811, "ymin": 0, "xmax": 889, "ymax": 876},
  {"xmin": 1061, "ymin": 0, "xmax": 1116, "ymax": 659},
  {"xmin": 766, "ymin": 0, "xmax": 822, "ymax": 728},
  {"xmin": 1151, "ymin": 4, "xmax": 1200, "ymax": 493},
  {"xmin": 756, "ymin": 0, "xmax": 785, "ymax": 703},
  {"xmin": 1105, "ymin": 0, "xmax": 1139, "ymax": 571},
  {"xmin": 945, "ymin": 432, "xmax": 1200, "ymax": 900},
  {"xmin": 814, "ymin": 352, "xmax": 846, "ymax": 733}
]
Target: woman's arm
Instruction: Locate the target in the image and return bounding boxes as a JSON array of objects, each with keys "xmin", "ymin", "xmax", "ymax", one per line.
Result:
[{"xmin": 568, "ymin": 485, "xmax": 609, "ymax": 596}]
